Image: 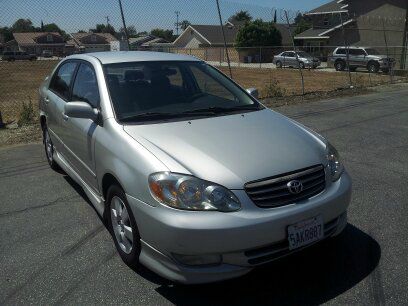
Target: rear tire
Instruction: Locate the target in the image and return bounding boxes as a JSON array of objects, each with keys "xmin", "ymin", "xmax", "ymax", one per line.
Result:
[
  {"xmin": 276, "ymin": 60, "xmax": 282, "ymax": 68},
  {"xmin": 43, "ymin": 125, "xmax": 60, "ymax": 171},
  {"xmin": 335, "ymin": 60, "xmax": 345, "ymax": 71},
  {"xmin": 107, "ymin": 185, "xmax": 141, "ymax": 268}
]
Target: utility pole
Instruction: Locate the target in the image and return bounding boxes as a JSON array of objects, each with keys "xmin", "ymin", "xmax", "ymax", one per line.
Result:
[
  {"xmin": 216, "ymin": 0, "xmax": 232, "ymax": 78},
  {"xmin": 118, "ymin": 0, "xmax": 130, "ymax": 50},
  {"xmin": 175, "ymin": 11, "xmax": 180, "ymax": 36},
  {"xmin": 105, "ymin": 16, "xmax": 110, "ymax": 27}
]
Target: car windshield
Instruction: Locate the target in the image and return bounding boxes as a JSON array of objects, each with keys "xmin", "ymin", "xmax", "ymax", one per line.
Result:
[
  {"xmin": 297, "ymin": 51, "xmax": 311, "ymax": 58},
  {"xmin": 365, "ymin": 48, "xmax": 380, "ymax": 55},
  {"xmin": 104, "ymin": 61, "xmax": 262, "ymax": 122}
]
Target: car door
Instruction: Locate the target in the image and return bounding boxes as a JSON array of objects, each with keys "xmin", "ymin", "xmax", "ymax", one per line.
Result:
[
  {"xmin": 354, "ymin": 49, "xmax": 367, "ymax": 67},
  {"xmin": 47, "ymin": 61, "xmax": 78, "ymax": 153},
  {"xmin": 60, "ymin": 62, "xmax": 100, "ymax": 191},
  {"xmin": 286, "ymin": 52, "xmax": 296, "ymax": 66}
]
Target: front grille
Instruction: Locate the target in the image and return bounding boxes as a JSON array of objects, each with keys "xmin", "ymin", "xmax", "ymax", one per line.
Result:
[
  {"xmin": 245, "ymin": 217, "xmax": 339, "ymax": 266},
  {"xmin": 245, "ymin": 165, "xmax": 326, "ymax": 208}
]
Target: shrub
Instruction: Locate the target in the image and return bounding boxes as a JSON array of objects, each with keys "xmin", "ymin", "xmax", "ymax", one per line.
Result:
[
  {"xmin": 18, "ymin": 97, "xmax": 35, "ymax": 126},
  {"xmin": 235, "ymin": 19, "xmax": 282, "ymax": 48}
]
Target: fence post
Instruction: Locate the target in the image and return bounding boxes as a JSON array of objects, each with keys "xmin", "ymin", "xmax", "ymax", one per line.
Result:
[
  {"xmin": 382, "ymin": 19, "xmax": 393, "ymax": 84},
  {"xmin": 219, "ymin": 48, "xmax": 222, "ymax": 66},
  {"xmin": 284, "ymin": 10, "xmax": 305, "ymax": 96}
]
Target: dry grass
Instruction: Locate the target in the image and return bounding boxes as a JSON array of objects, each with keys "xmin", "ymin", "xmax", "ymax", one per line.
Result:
[
  {"xmin": 218, "ymin": 67, "xmax": 393, "ymax": 99},
  {"xmin": 0, "ymin": 60, "xmax": 397, "ymax": 122},
  {"xmin": 0, "ymin": 60, "xmax": 58, "ymax": 122}
]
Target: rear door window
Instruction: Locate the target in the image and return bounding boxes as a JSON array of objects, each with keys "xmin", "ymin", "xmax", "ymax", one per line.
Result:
[{"xmin": 49, "ymin": 61, "xmax": 77, "ymax": 100}]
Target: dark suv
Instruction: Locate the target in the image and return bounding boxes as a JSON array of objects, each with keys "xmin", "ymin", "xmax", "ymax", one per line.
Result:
[
  {"xmin": 329, "ymin": 47, "xmax": 394, "ymax": 73},
  {"xmin": 2, "ymin": 51, "xmax": 37, "ymax": 61}
]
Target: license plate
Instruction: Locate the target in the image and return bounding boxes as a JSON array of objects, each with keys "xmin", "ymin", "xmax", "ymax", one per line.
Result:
[{"xmin": 288, "ymin": 216, "xmax": 324, "ymax": 250}]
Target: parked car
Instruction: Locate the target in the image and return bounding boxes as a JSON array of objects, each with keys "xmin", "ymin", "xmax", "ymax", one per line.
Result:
[
  {"xmin": 273, "ymin": 51, "xmax": 321, "ymax": 69},
  {"xmin": 2, "ymin": 51, "xmax": 37, "ymax": 61},
  {"xmin": 42, "ymin": 50, "xmax": 53, "ymax": 58},
  {"xmin": 39, "ymin": 51, "xmax": 351, "ymax": 284},
  {"xmin": 329, "ymin": 47, "xmax": 395, "ymax": 73}
]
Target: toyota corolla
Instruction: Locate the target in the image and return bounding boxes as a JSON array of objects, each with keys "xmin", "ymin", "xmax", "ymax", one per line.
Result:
[{"xmin": 39, "ymin": 51, "xmax": 351, "ymax": 284}]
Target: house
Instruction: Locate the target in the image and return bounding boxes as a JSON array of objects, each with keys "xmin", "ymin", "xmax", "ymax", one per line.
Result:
[
  {"xmin": 294, "ymin": 0, "xmax": 408, "ymax": 67},
  {"xmin": 69, "ymin": 32, "xmax": 119, "ymax": 53},
  {"xmin": 3, "ymin": 32, "xmax": 75, "ymax": 56}
]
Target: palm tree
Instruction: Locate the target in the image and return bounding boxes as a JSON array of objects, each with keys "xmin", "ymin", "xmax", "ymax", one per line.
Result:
[{"xmin": 180, "ymin": 20, "xmax": 191, "ymax": 31}]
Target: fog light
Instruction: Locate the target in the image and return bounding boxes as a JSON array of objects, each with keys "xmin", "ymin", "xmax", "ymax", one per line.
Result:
[{"xmin": 173, "ymin": 254, "xmax": 222, "ymax": 266}]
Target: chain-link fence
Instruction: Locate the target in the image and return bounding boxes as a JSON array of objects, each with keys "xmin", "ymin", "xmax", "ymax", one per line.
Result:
[{"xmin": 0, "ymin": 0, "xmax": 407, "ymax": 124}]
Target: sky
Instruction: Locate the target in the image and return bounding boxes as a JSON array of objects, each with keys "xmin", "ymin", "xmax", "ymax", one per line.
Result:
[{"xmin": 0, "ymin": 0, "xmax": 329, "ymax": 33}]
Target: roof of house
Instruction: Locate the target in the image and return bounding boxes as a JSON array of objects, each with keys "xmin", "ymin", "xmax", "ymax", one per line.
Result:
[
  {"xmin": 13, "ymin": 32, "xmax": 63, "ymax": 45},
  {"xmin": 274, "ymin": 23, "xmax": 297, "ymax": 46},
  {"xmin": 129, "ymin": 35, "xmax": 169, "ymax": 46},
  {"xmin": 294, "ymin": 19, "xmax": 354, "ymax": 39},
  {"xmin": 306, "ymin": 0, "xmax": 348, "ymax": 15},
  {"xmin": 175, "ymin": 23, "xmax": 294, "ymax": 46},
  {"xmin": 187, "ymin": 25, "xmax": 239, "ymax": 45},
  {"xmin": 70, "ymin": 32, "xmax": 117, "ymax": 45}
]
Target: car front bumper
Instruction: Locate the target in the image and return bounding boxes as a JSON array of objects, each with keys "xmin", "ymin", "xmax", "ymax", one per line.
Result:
[{"xmin": 127, "ymin": 171, "xmax": 352, "ymax": 284}]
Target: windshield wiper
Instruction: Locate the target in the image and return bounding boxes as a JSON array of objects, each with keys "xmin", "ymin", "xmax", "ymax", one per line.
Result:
[
  {"xmin": 184, "ymin": 105, "xmax": 261, "ymax": 114},
  {"xmin": 119, "ymin": 112, "xmax": 177, "ymax": 122}
]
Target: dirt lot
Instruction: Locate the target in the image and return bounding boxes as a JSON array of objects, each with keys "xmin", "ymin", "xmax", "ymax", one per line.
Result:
[{"xmin": 0, "ymin": 60, "xmax": 399, "ymax": 123}]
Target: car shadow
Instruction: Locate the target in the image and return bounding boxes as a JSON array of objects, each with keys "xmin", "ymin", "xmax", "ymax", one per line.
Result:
[{"xmin": 155, "ymin": 224, "xmax": 381, "ymax": 306}]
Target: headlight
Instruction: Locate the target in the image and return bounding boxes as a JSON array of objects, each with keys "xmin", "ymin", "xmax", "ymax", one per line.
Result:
[
  {"xmin": 327, "ymin": 143, "xmax": 344, "ymax": 181},
  {"xmin": 148, "ymin": 172, "xmax": 241, "ymax": 212}
]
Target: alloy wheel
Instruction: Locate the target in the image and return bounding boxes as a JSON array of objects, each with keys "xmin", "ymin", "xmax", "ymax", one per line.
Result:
[{"xmin": 110, "ymin": 196, "xmax": 134, "ymax": 254}]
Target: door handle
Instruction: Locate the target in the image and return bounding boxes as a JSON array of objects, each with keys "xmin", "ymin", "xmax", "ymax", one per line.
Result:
[{"xmin": 62, "ymin": 112, "xmax": 69, "ymax": 121}]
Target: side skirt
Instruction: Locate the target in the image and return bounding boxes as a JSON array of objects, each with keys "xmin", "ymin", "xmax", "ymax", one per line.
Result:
[{"xmin": 54, "ymin": 150, "xmax": 105, "ymax": 216}]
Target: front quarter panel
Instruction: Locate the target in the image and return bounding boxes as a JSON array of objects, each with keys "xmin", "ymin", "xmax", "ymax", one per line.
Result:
[{"xmin": 94, "ymin": 118, "xmax": 169, "ymax": 206}]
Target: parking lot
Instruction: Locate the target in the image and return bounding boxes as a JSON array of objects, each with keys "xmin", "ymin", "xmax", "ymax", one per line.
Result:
[{"xmin": 1, "ymin": 86, "xmax": 407, "ymax": 305}]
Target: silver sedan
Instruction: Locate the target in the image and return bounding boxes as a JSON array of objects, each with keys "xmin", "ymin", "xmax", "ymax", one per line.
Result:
[
  {"xmin": 39, "ymin": 51, "xmax": 351, "ymax": 284},
  {"xmin": 273, "ymin": 51, "xmax": 321, "ymax": 69}
]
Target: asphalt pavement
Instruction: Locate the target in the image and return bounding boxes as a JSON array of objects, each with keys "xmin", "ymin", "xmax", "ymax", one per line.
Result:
[{"xmin": 1, "ymin": 86, "xmax": 407, "ymax": 305}]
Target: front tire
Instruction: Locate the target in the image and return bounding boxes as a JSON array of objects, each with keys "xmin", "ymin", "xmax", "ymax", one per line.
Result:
[
  {"xmin": 107, "ymin": 185, "xmax": 141, "ymax": 268},
  {"xmin": 299, "ymin": 62, "xmax": 305, "ymax": 69},
  {"xmin": 367, "ymin": 61, "xmax": 379, "ymax": 73}
]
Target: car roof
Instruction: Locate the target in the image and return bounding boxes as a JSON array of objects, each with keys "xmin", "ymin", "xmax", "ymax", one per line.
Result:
[{"xmin": 65, "ymin": 51, "xmax": 202, "ymax": 64}]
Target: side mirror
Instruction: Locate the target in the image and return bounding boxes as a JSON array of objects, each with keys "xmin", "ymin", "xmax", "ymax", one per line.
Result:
[
  {"xmin": 246, "ymin": 88, "xmax": 259, "ymax": 99},
  {"xmin": 64, "ymin": 102, "xmax": 99, "ymax": 121}
]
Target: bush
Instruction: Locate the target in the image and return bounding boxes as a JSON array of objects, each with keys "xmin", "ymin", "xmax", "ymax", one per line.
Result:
[
  {"xmin": 263, "ymin": 79, "xmax": 286, "ymax": 98},
  {"xmin": 18, "ymin": 97, "xmax": 36, "ymax": 126}
]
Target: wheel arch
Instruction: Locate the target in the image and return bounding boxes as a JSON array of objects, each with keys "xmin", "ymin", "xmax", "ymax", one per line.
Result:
[{"xmin": 101, "ymin": 172, "xmax": 125, "ymax": 202}]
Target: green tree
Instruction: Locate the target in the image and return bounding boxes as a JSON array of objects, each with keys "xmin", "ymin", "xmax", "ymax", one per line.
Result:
[
  {"xmin": 235, "ymin": 19, "xmax": 282, "ymax": 47},
  {"xmin": 90, "ymin": 24, "xmax": 116, "ymax": 35},
  {"xmin": 0, "ymin": 27, "xmax": 13, "ymax": 42},
  {"xmin": 180, "ymin": 20, "xmax": 191, "ymax": 31},
  {"xmin": 150, "ymin": 28, "xmax": 173, "ymax": 41},
  {"xmin": 12, "ymin": 18, "xmax": 35, "ymax": 32},
  {"xmin": 120, "ymin": 25, "xmax": 137, "ymax": 37},
  {"xmin": 229, "ymin": 10, "xmax": 252, "ymax": 23}
]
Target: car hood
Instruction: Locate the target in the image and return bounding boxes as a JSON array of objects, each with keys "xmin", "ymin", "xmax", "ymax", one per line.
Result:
[{"xmin": 124, "ymin": 109, "xmax": 327, "ymax": 189}]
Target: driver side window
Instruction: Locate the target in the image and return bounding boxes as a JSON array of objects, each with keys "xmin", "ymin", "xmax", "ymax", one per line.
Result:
[{"xmin": 71, "ymin": 63, "xmax": 100, "ymax": 108}]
